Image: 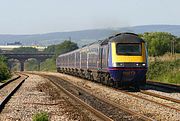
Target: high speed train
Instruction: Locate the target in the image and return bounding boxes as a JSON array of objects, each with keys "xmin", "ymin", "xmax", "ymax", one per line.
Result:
[{"xmin": 56, "ymin": 33, "xmax": 148, "ymax": 88}]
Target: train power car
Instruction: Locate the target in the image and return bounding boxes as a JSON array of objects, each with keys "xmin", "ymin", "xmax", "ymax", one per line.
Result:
[{"xmin": 56, "ymin": 33, "xmax": 148, "ymax": 88}]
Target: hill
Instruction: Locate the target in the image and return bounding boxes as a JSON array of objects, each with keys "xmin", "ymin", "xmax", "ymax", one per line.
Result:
[{"xmin": 0, "ymin": 25, "xmax": 180, "ymax": 47}]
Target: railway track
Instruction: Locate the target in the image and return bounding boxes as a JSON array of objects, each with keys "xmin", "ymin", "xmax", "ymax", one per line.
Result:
[
  {"xmin": 58, "ymin": 73, "xmax": 180, "ymax": 111},
  {"xmin": 146, "ymin": 80, "xmax": 180, "ymax": 92},
  {"xmin": 117, "ymin": 89, "xmax": 180, "ymax": 112},
  {"xmin": 38, "ymin": 74, "xmax": 153, "ymax": 121},
  {"xmin": 43, "ymin": 75, "xmax": 112, "ymax": 121},
  {"xmin": 0, "ymin": 73, "xmax": 28, "ymax": 112},
  {"xmin": 140, "ymin": 90, "xmax": 180, "ymax": 103},
  {"xmin": 94, "ymin": 81, "xmax": 180, "ymax": 112},
  {"xmin": 76, "ymin": 75, "xmax": 180, "ymax": 111}
]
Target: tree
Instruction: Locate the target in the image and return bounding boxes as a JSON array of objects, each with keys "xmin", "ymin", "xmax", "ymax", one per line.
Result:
[
  {"xmin": 12, "ymin": 47, "xmax": 38, "ymax": 53},
  {"xmin": 142, "ymin": 32, "xmax": 177, "ymax": 56},
  {"xmin": 44, "ymin": 45, "xmax": 56, "ymax": 53},
  {"xmin": 175, "ymin": 38, "xmax": 180, "ymax": 53},
  {"xmin": 0, "ymin": 56, "xmax": 11, "ymax": 81},
  {"xmin": 55, "ymin": 40, "xmax": 78, "ymax": 56},
  {"xmin": 44, "ymin": 40, "xmax": 79, "ymax": 58},
  {"xmin": 41, "ymin": 40, "xmax": 79, "ymax": 71}
]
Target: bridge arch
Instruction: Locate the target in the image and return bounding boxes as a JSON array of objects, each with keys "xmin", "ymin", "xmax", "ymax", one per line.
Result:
[{"xmin": 0, "ymin": 53, "xmax": 54, "ymax": 71}]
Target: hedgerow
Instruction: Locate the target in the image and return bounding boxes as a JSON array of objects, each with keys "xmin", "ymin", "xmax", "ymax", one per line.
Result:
[{"xmin": 147, "ymin": 59, "xmax": 180, "ymax": 84}]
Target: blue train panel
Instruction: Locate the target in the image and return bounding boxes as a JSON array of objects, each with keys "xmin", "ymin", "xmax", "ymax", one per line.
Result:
[{"xmin": 108, "ymin": 67, "xmax": 147, "ymax": 85}]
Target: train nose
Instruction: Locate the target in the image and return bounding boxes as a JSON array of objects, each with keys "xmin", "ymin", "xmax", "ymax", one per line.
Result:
[{"xmin": 122, "ymin": 71, "xmax": 136, "ymax": 81}]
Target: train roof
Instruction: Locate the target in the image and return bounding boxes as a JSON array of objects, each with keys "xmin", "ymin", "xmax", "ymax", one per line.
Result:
[
  {"xmin": 109, "ymin": 32, "xmax": 145, "ymax": 43},
  {"xmin": 58, "ymin": 32, "xmax": 144, "ymax": 57},
  {"xmin": 81, "ymin": 33, "xmax": 144, "ymax": 47}
]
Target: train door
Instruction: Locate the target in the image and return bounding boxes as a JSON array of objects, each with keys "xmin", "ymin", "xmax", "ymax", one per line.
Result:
[
  {"xmin": 101, "ymin": 45, "xmax": 108, "ymax": 71},
  {"xmin": 98, "ymin": 47, "xmax": 103, "ymax": 70}
]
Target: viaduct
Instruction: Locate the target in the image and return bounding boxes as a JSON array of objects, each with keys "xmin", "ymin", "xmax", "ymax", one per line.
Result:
[{"xmin": 0, "ymin": 53, "xmax": 54, "ymax": 71}]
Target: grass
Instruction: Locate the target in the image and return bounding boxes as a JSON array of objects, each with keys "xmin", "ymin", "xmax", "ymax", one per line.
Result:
[
  {"xmin": 0, "ymin": 73, "xmax": 12, "ymax": 83},
  {"xmin": 148, "ymin": 53, "xmax": 180, "ymax": 62},
  {"xmin": 32, "ymin": 112, "xmax": 49, "ymax": 121}
]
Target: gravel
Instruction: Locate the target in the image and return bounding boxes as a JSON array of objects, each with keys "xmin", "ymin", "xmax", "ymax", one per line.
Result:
[
  {"xmin": 0, "ymin": 74, "xmax": 99, "ymax": 121},
  {"xmin": 0, "ymin": 75, "xmax": 24, "ymax": 101},
  {"xmin": 130, "ymin": 91, "xmax": 180, "ymax": 109},
  {"xmin": 144, "ymin": 89, "xmax": 180, "ymax": 100},
  {"xmin": 45, "ymin": 75, "xmax": 145, "ymax": 121},
  {"xmin": 39, "ymin": 72, "xmax": 180, "ymax": 121}
]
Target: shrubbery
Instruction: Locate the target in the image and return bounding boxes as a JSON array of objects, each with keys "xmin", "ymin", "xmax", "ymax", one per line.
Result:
[
  {"xmin": 0, "ymin": 56, "xmax": 11, "ymax": 82},
  {"xmin": 41, "ymin": 40, "xmax": 78, "ymax": 71},
  {"xmin": 40, "ymin": 58, "xmax": 56, "ymax": 71},
  {"xmin": 147, "ymin": 59, "xmax": 180, "ymax": 84}
]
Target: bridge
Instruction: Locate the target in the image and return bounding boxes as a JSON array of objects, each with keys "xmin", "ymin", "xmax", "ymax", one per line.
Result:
[{"xmin": 0, "ymin": 53, "xmax": 54, "ymax": 71}]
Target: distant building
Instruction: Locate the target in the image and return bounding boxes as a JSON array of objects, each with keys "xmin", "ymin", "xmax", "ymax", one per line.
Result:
[{"xmin": 7, "ymin": 41, "xmax": 22, "ymax": 46}]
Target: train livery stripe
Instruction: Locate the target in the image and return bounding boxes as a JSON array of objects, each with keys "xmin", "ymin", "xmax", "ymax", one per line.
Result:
[{"xmin": 108, "ymin": 68, "xmax": 147, "ymax": 70}]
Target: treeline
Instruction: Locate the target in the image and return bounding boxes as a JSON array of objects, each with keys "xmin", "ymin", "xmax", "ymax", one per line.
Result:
[
  {"xmin": 44, "ymin": 40, "xmax": 78, "ymax": 58},
  {"xmin": 0, "ymin": 56, "xmax": 11, "ymax": 82},
  {"xmin": 40, "ymin": 40, "xmax": 78, "ymax": 71},
  {"xmin": 140, "ymin": 32, "xmax": 180, "ymax": 56},
  {"xmin": 12, "ymin": 47, "xmax": 38, "ymax": 53},
  {"xmin": 140, "ymin": 32, "xmax": 180, "ymax": 84}
]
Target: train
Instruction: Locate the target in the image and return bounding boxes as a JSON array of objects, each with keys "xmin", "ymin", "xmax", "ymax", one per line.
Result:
[{"xmin": 56, "ymin": 33, "xmax": 148, "ymax": 88}]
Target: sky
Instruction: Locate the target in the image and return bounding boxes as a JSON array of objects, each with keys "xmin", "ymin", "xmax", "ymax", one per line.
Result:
[{"xmin": 0, "ymin": 0, "xmax": 179, "ymax": 34}]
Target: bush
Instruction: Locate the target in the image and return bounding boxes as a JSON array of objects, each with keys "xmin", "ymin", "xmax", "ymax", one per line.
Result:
[
  {"xmin": 147, "ymin": 59, "xmax": 180, "ymax": 84},
  {"xmin": 40, "ymin": 58, "xmax": 56, "ymax": 71},
  {"xmin": 32, "ymin": 112, "xmax": 49, "ymax": 121},
  {"xmin": 0, "ymin": 57, "xmax": 11, "ymax": 82}
]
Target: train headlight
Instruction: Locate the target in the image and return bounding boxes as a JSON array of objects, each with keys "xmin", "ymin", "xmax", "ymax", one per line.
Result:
[
  {"xmin": 119, "ymin": 63, "xmax": 124, "ymax": 67},
  {"xmin": 112, "ymin": 62, "xmax": 117, "ymax": 67},
  {"xmin": 113, "ymin": 63, "xmax": 124, "ymax": 67},
  {"xmin": 142, "ymin": 63, "xmax": 146, "ymax": 66}
]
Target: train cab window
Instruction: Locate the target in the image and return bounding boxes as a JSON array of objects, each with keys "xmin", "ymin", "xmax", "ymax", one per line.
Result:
[{"xmin": 116, "ymin": 43, "xmax": 142, "ymax": 55}]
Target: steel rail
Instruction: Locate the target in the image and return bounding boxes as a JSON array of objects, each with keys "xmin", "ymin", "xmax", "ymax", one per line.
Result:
[
  {"xmin": 55, "ymin": 73, "xmax": 180, "ymax": 112},
  {"xmin": 46, "ymin": 76, "xmax": 113, "ymax": 121},
  {"xmin": 116, "ymin": 90, "xmax": 180, "ymax": 112},
  {"xmin": 147, "ymin": 81, "xmax": 180, "ymax": 92},
  {"xmin": 140, "ymin": 90, "xmax": 180, "ymax": 104},
  {"xmin": 0, "ymin": 74, "xmax": 28, "ymax": 112},
  {"xmin": 43, "ymin": 74, "xmax": 154, "ymax": 121},
  {"xmin": 0, "ymin": 75, "xmax": 21, "ymax": 89},
  {"xmin": 72, "ymin": 76, "xmax": 180, "ymax": 112}
]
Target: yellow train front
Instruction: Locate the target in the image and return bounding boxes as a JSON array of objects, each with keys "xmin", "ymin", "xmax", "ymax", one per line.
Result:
[{"xmin": 108, "ymin": 33, "xmax": 148, "ymax": 88}]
